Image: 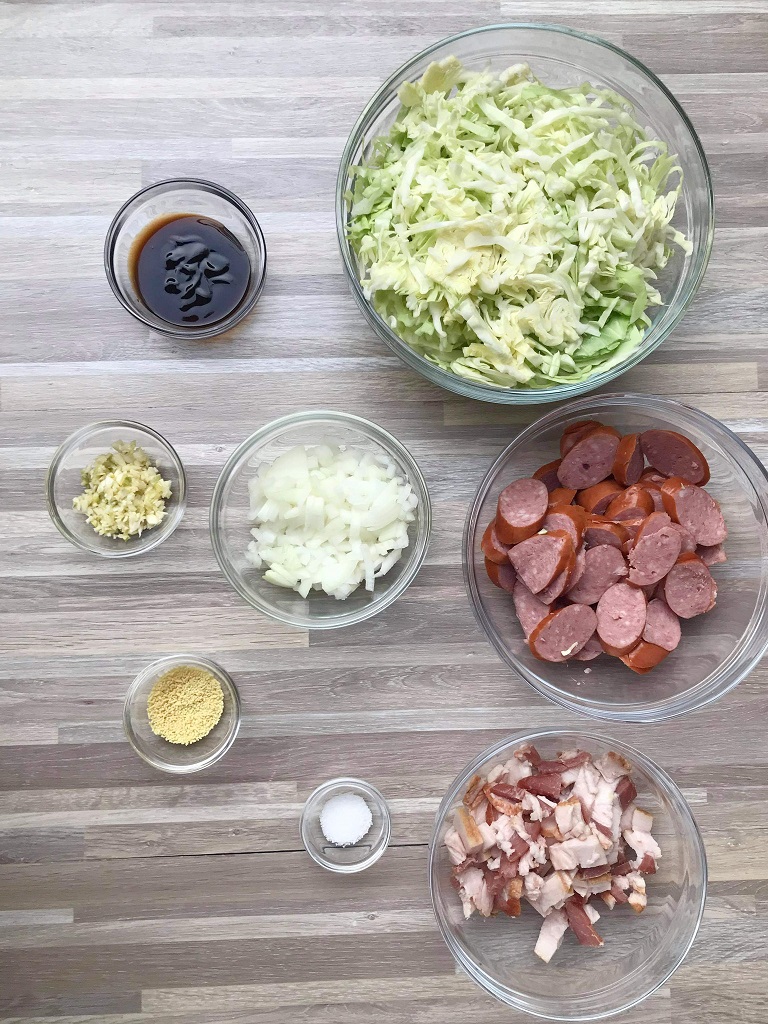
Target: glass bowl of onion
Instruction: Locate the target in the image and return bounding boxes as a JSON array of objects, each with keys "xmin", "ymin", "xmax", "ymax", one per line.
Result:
[{"xmin": 209, "ymin": 411, "xmax": 432, "ymax": 629}]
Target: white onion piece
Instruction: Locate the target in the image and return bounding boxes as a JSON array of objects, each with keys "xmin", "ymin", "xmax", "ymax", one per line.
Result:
[{"xmin": 244, "ymin": 444, "xmax": 417, "ymax": 600}]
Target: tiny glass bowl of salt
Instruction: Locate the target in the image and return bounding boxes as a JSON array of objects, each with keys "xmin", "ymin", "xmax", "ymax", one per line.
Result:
[{"xmin": 300, "ymin": 778, "xmax": 391, "ymax": 873}]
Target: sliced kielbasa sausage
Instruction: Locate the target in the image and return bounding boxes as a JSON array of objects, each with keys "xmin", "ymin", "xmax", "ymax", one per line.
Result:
[
  {"xmin": 538, "ymin": 547, "xmax": 578, "ymax": 605},
  {"xmin": 496, "ymin": 477, "xmax": 549, "ymax": 545},
  {"xmin": 481, "ymin": 520, "xmax": 510, "ymax": 564},
  {"xmin": 640, "ymin": 467, "xmax": 667, "ymax": 488},
  {"xmin": 566, "ymin": 544, "xmax": 628, "ymax": 605},
  {"xmin": 560, "ymin": 420, "xmax": 605, "ymax": 457},
  {"xmin": 596, "ymin": 582, "xmax": 647, "ymax": 655},
  {"xmin": 512, "ymin": 578, "xmax": 550, "ymax": 638},
  {"xmin": 583, "ymin": 516, "xmax": 628, "ymax": 550},
  {"xmin": 576, "ymin": 478, "xmax": 624, "ymax": 515},
  {"xmin": 573, "ymin": 634, "xmax": 603, "ymax": 661},
  {"xmin": 485, "ymin": 557, "xmax": 517, "ymax": 593},
  {"xmin": 533, "ymin": 459, "xmax": 563, "ymax": 493},
  {"xmin": 612, "ymin": 433, "xmax": 644, "ymax": 487},
  {"xmin": 529, "ymin": 604, "xmax": 598, "ymax": 663},
  {"xmin": 548, "ymin": 486, "xmax": 577, "ymax": 507},
  {"xmin": 643, "ymin": 598, "xmax": 681, "ymax": 652},
  {"xmin": 628, "ymin": 521, "xmax": 682, "ymax": 586},
  {"xmin": 542, "ymin": 504, "xmax": 586, "ymax": 549},
  {"xmin": 507, "ymin": 531, "xmax": 574, "ymax": 595},
  {"xmin": 697, "ymin": 542, "xmax": 727, "ymax": 566},
  {"xmin": 637, "ymin": 480, "xmax": 665, "ymax": 512},
  {"xmin": 671, "ymin": 521, "xmax": 696, "ymax": 553},
  {"xmin": 661, "ymin": 554, "xmax": 717, "ymax": 618},
  {"xmin": 640, "ymin": 430, "xmax": 710, "ymax": 486},
  {"xmin": 660, "ymin": 478, "xmax": 727, "ymax": 547},
  {"xmin": 558, "ymin": 426, "xmax": 621, "ymax": 490},
  {"xmin": 606, "ymin": 484, "xmax": 654, "ymax": 522},
  {"xmin": 620, "ymin": 641, "xmax": 670, "ymax": 674}
]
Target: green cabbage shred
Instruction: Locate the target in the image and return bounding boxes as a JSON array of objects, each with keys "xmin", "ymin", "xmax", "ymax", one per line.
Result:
[{"xmin": 348, "ymin": 58, "xmax": 692, "ymax": 389}]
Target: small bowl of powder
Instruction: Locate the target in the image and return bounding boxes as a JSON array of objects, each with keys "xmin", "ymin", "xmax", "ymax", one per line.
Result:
[
  {"xmin": 300, "ymin": 777, "xmax": 391, "ymax": 873},
  {"xmin": 123, "ymin": 655, "xmax": 240, "ymax": 773}
]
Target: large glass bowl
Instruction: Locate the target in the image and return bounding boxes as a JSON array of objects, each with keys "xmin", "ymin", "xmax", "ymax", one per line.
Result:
[
  {"xmin": 429, "ymin": 730, "xmax": 707, "ymax": 1020},
  {"xmin": 464, "ymin": 394, "xmax": 768, "ymax": 721},
  {"xmin": 210, "ymin": 411, "xmax": 432, "ymax": 629},
  {"xmin": 336, "ymin": 24, "xmax": 714, "ymax": 405}
]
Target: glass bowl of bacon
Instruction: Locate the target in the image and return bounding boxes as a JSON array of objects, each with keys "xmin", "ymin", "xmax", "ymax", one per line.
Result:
[
  {"xmin": 429, "ymin": 730, "xmax": 706, "ymax": 1020},
  {"xmin": 464, "ymin": 392, "xmax": 768, "ymax": 722}
]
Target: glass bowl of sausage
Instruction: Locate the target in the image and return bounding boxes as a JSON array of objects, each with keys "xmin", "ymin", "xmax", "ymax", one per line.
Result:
[
  {"xmin": 429, "ymin": 730, "xmax": 707, "ymax": 1020},
  {"xmin": 463, "ymin": 393, "xmax": 768, "ymax": 721}
]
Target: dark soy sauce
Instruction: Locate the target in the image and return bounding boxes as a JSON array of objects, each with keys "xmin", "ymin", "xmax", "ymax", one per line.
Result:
[{"xmin": 129, "ymin": 214, "xmax": 251, "ymax": 326}]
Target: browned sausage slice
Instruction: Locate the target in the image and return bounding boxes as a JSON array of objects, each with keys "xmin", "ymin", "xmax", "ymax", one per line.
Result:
[
  {"xmin": 632, "ymin": 511, "xmax": 671, "ymax": 542},
  {"xmin": 671, "ymin": 521, "xmax": 696, "ymax": 553},
  {"xmin": 640, "ymin": 467, "xmax": 667, "ymax": 487},
  {"xmin": 548, "ymin": 486, "xmax": 577, "ymax": 507},
  {"xmin": 533, "ymin": 459, "xmax": 563, "ymax": 493},
  {"xmin": 529, "ymin": 604, "xmax": 598, "ymax": 662},
  {"xmin": 606, "ymin": 484, "xmax": 655, "ymax": 522},
  {"xmin": 566, "ymin": 545, "xmax": 628, "ymax": 605},
  {"xmin": 620, "ymin": 640, "xmax": 670, "ymax": 674},
  {"xmin": 583, "ymin": 516, "xmax": 629, "ymax": 550},
  {"xmin": 660, "ymin": 478, "xmax": 727, "ymax": 546},
  {"xmin": 496, "ymin": 477, "xmax": 549, "ymax": 545},
  {"xmin": 612, "ymin": 433, "xmax": 644, "ymax": 487},
  {"xmin": 596, "ymin": 582, "xmax": 647, "ymax": 655},
  {"xmin": 576, "ymin": 478, "xmax": 624, "ymax": 515},
  {"xmin": 507, "ymin": 531, "xmax": 574, "ymax": 594},
  {"xmin": 640, "ymin": 430, "xmax": 710, "ymax": 486},
  {"xmin": 542, "ymin": 504, "xmax": 587, "ymax": 548},
  {"xmin": 512, "ymin": 578, "xmax": 550, "ymax": 637},
  {"xmin": 661, "ymin": 554, "xmax": 717, "ymax": 618},
  {"xmin": 628, "ymin": 522, "xmax": 682, "ymax": 586},
  {"xmin": 538, "ymin": 547, "xmax": 578, "ymax": 605},
  {"xmin": 643, "ymin": 598, "xmax": 681, "ymax": 652},
  {"xmin": 573, "ymin": 634, "xmax": 603, "ymax": 661},
  {"xmin": 558, "ymin": 426, "xmax": 621, "ymax": 490},
  {"xmin": 560, "ymin": 420, "xmax": 605, "ymax": 457},
  {"xmin": 697, "ymin": 543, "xmax": 727, "ymax": 566},
  {"xmin": 481, "ymin": 520, "xmax": 510, "ymax": 564},
  {"xmin": 637, "ymin": 480, "xmax": 665, "ymax": 512},
  {"xmin": 485, "ymin": 557, "xmax": 517, "ymax": 593}
]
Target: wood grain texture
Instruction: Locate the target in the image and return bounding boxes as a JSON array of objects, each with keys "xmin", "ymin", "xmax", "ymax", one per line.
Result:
[{"xmin": 1, "ymin": 0, "xmax": 767, "ymax": 1021}]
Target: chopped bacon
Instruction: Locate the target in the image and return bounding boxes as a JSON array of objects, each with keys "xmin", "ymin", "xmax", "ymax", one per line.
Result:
[
  {"xmin": 520, "ymin": 773, "xmax": 563, "ymax": 800},
  {"xmin": 612, "ymin": 859, "xmax": 633, "ymax": 876},
  {"xmin": 538, "ymin": 751, "xmax": 592, "ymax": 773},
  {"xmin": 492, "ymin": 782, "xmax": 527, "ymax": 801},
  {"xmin": 525, "ymin": 820, "xmax": 543, "ymax": 841},
  {"xmin": 581, "ymin": 862, "xmax": 613, "ymax": 879},
  {"xmin": 600, "ymin": 891, "xmax": 617, "ymax": 910},
  {"xmin": 610, "ymin": 882, "xmax": 629, "ymax": 903},
  {"xmin": 564, "ymin": 896, "xmax": 604, "ymax": 947},
  {"xmin": 453, "ymin": 807, "xmax": 484, "ymax": 855},
  {"xmin": 496, "ymin": 876, "xmax": 524, "ymax": 916},
  {"xmin": 515, "ymin": 743, "xmax": 542, "ymax": 766},
  {"xmin": 444, "ymin": 827, "xmax": 467, "ymax": 866},
  {"xmin": 595, "ymin": 750, "xmax": 632, "ymax": 782},
  {"xmin": 485, "ymin": 801, "xmax": 497, "ymax": 825},
  {"xmin": 463, "ymin": 774, "xmax": 486, "ymax": 810},
  {"xmin": 540, "ymin": 814, "xmax": 564, "ymax": 841},
  {"xmin": 616, "ymin": 775, "xmax": 637, "ymax": 810},
  {"xmin": 485, "ymin": 782, "xmax": 525, "ymax": 817},
  {"xmin": 452, "ymin": 854, "xmax": 483, "ymax": 876},
  {"xmin": 534, "ymin": 908, "xmax": 569, "ymax": 963}
]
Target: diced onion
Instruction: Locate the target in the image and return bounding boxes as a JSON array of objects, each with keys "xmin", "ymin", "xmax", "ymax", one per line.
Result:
[{"xmin": 244, "ymin": 443, "xmax": 417, "ymax": 601}]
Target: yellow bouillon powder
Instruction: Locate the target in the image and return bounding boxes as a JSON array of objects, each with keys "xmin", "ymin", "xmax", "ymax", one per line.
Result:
[{"xmin": 147, "ymin": 666, "xmax": 224, "ymax": 745}]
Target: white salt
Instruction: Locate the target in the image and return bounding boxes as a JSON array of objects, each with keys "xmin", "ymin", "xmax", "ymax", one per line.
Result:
[{"xmin": 320, "ymin": 792, "xmax": 373, "ymax": 847}]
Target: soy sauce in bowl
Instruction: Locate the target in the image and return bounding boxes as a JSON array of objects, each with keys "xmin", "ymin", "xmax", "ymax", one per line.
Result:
[{"xmin": 129, "ymin": 214, "xmax": 251, "ymax": 327}]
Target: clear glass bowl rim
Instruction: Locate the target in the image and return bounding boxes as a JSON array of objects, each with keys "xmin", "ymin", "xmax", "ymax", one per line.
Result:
[
  {"xmin": 104, "ymin": 176, "xmax": 268, "ymax": 339},
  {"xmin": 335, "ymin": 22, "xmax": 715, "ymax": 405},
  {"xmin": 462, "ymin": 392, "xmax": 768, "ymax": 721},
  {"xmin": 428, "ymin": 727, "xmax": 708, "ymax": 1021},
  {"xmin": 122, "ymin": 653, "xmax": 242, "ymax": 773},
  {"xmin": 45, "ymin": 418, "xmax": 188, "ymax": 558},
  {"xmin": 300, "ymin": 776, "xmax": 392, "ymax": 873},
  {"xmin": 209, "ymin": 409, "xmax": 433, "ymax": 629}
]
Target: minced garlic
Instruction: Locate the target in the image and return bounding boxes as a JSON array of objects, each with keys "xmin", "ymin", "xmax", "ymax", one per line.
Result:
[
  {"xmin": 147, "ymin": 665, "xmax": 224, "ymax": 745},
  {"xmin": 73, "ymin": 440, "xmax": 171, "ymax": 541}
]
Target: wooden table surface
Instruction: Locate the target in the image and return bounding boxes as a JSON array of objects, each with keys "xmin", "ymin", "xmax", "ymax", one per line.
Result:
[{"xmin": 1, "ymin": 1, "xmax": 767, "ymax": 1021}]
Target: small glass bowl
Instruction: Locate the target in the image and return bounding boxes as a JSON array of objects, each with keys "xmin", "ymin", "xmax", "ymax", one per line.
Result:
[
  {"xmin": 210, "ymin": 411, "xmax": 432, "ymax": 629},
  {"xmin": 301, "ymin": 777, "xmax": 391, "ymax": 873},
  {"xmin": 464, "ymin": 393, "xmax": 768, "ymax": 721},
  {"xmin": 104, "ymin": 178, "xmax": 267, "ymax": 339},
  {"xmin": 46, "ymin": 420, "xmax": 186, "ymax": 558},
  {"xmin": 430, "ymin": 730, "xmax": 707, "ymax": 1020},
  {"xmin": 337, "ymin": 24, "xmax": 713, "ymax": 404},
  {"xmin": 123, "ymin": 654, "xmax": 241, "ymax": 773}
]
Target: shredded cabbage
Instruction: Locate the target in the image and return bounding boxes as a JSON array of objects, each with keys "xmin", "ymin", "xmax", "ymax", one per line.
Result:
[
  {"xmin": 348, "ymin": 58, "xmax": 692, "ymax": 390},
  {"xmin": 245, "ymin": 444, "xmax": 417, "ymax": 600}
]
